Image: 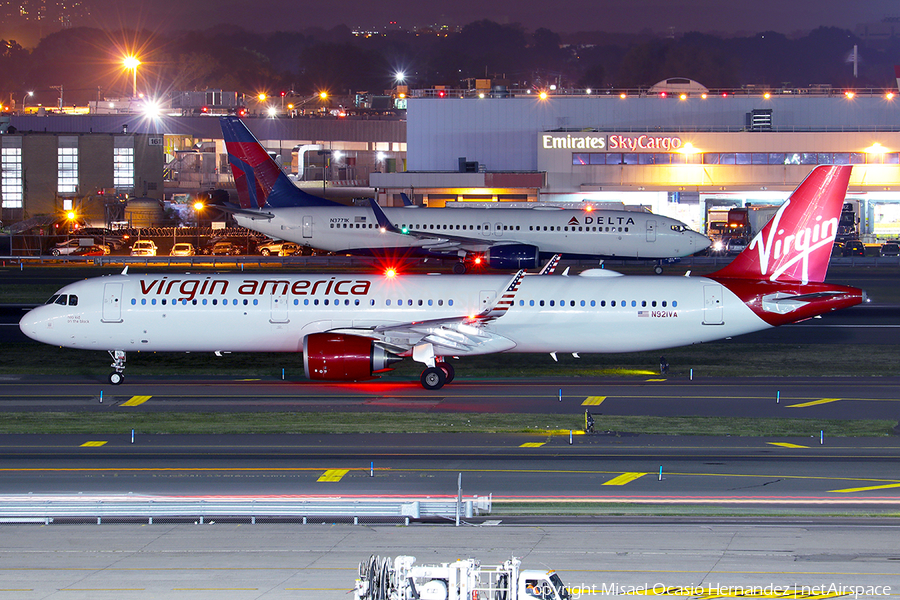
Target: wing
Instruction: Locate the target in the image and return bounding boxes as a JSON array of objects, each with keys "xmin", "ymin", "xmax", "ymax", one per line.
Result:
[
  {"xmin": 209, "ymin": 202, "xmax": 275, "ymax": 221},
  {"xmin": 328, "ymin": 270, "xmax": 525, "ymax": 356}
]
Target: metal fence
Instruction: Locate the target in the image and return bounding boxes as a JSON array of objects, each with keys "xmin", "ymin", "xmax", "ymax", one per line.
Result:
[{"xmin": 0, "ymin": 494, "xmax": 493, "ymax": 526}]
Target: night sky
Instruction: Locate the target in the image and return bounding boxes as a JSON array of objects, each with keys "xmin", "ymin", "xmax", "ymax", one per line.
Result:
[{"xmin": 88, "ymin": 0, "xmax": 897, "ymax": 35}]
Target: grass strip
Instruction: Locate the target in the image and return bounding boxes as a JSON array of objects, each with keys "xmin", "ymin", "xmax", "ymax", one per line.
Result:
[
  {"xmin": 0, "ymin": 412, "xmax": 892, "ymax": 436},
  {"xmin": 4, "ymin": 341, "xmax": 900, "ymax": 378}
]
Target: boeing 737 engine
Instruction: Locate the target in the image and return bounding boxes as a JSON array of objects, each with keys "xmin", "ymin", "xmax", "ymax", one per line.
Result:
[
  {"xmin": 302, "ymin": 333, "xmax": 402, "ymax": 381},
  {"xmin": 485, "ymin": 244, "xmax": 541, "ymax": 269}
]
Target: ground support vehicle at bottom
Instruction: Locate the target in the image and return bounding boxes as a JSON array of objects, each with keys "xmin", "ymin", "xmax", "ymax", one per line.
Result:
[{"xmin": 354, "ymin": 555, "xmax": 569, "ymax": 600}]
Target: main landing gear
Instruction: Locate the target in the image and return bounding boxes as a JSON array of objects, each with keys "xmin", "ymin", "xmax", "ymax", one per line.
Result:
[
  {"xmin": 420, "ymin": 361, "xmax": 455, "ymax": 391},
  {"xmin": 108, "ymin": 350, "xmax": 126, "ymax": 385},
  {"xmin": 413, "ymin": 343, "xmax": 455, "ymax": 390}
]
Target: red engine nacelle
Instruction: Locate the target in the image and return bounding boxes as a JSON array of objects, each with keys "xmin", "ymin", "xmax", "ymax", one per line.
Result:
[{"xmin": 303, "ymin": 333, "xmax": 401, "ymax": 381}]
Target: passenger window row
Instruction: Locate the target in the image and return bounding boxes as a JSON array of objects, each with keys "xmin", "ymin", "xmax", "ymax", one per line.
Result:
[
  {"xmin": 520, "ymin": 299, "xmax": 677, "ymax": 308},
  {"xmin": 330, "ymin": 222, "xmax": 525, "ymax": 232},
  {"xmin": 529, "ymin": 225, "xmax": 630, "ymax": 232},
  {"xmin": 125, "ymin": 297, "xmax": 676, "ymax": 310},
  {"xmin": 131, "ymin": 298, "xmax": 261, "ymax": 306}
]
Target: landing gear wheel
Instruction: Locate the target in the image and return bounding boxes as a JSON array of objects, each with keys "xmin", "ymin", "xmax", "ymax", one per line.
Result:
[
  {"xmin": 654, "ymin": 265, "xmax": 664, "ymax": 275},
  {"xmin": 420, "ymin": 367, "xmax": 446, "ymax": 390},
  {"xmin": 452, "ymin": 262, "xmax": 467, "ymax": 274},
  {"xmin": 438, "ymin": 362, "xmax": 455, "ymax": 384},
  {"xmin": 109, "ymin": 372, "xmax": 124, "ymax": 385}
]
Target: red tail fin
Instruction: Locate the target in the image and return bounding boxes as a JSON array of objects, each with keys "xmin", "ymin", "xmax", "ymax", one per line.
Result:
[{"xmin": 710, "ymin": 165, "xmax": 852, "ymax": 283}]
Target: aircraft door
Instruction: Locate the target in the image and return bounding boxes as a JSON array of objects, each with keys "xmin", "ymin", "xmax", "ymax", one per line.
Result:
[
  {"xmin": 270, "ymin": 294, "xmax": 289, "ymax": 323},
  {"xmin": 101, "ymin": 283, "xmax": 123, "ymax": 323},
  {"xmin": 302, "ymin": 215, "xmax": 313, "ymax": 239},
  {"xmin": 646, "ymin": 219, "xmax": 657, "ymax": 242},
  {"xmin": 702, "ymin": 285, "xmax": 724, "ymax": 325},
  {"xmin": 481, "ymin": 222, "xmax": 491, "ymax": 237},
  {"xmin": 495, "ymin": 222, "xmax": 504, "ymax": 237}
]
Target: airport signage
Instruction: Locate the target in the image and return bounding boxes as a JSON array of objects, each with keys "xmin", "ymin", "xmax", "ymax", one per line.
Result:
[
  {"xmin": 540, "ymin": 133, "xmax": 607, "ymax": 150},
  {"xmin": 540, "ymin": 133, "xmax": 684, "ymax": 152},
  {"xmin": 608, "ymin": 134, "xmax": 683, "ymax": 151}
]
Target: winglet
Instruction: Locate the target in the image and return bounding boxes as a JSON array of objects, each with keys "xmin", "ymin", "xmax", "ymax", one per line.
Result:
[
  {"xmin": 368, "ymin": 198, "xmax": 402, "ymax": 233},
  {"xmin": 538, "ymin": 254, "xmax": 562, "ymax": 275},
  {"xmin": 479, "ymin": 269, "xmax": 526, "ymax": 321},
  {"xmin": 400, "ymin": 192, "xmax": 413, "ymax": 206}
]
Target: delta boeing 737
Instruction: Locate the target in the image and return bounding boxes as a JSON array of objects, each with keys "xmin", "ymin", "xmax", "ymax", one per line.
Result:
[
  {"xmin": 218, "ymin": 116, "xmax": 709, "ymax": 273},
  {"xmin": 20, "ymin": 166, "xmax": 862, "ymax": 389}
]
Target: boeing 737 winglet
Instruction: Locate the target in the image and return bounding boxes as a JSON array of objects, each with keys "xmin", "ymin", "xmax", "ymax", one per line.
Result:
[
  {"xmin": 20, "ymin": 166, "xmax": 862, "ymax": 389},
  {"xmin": 218, "ymin": 116, "xmax": 709, "ymax": 273}
]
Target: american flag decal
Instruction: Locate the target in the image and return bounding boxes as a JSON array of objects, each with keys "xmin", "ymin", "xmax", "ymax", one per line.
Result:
[
  {"xmin": 638, "ymin": 311, "xmax": 650, "ymax": 317},
  {"xmin": 482, "ymin": 270, "xmax": 525, "ymax": 320},
  {"xmin": 539, "ymin": 254, "xmax": 561, "ymax": 275}
]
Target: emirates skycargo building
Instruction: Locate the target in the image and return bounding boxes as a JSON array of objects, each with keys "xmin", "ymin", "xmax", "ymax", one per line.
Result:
[{"xmin": 373, "ymin": 91, "xmax": 900, "ymax": 239}]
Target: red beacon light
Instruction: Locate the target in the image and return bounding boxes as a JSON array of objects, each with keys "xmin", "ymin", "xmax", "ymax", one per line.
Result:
[
  {"xmin": 583, "ymin": 205, "xmax": 594, "ymax": 212},
  {"xmin": 384, "ymin": 268, "xmax": 397, "ymax": 278}
]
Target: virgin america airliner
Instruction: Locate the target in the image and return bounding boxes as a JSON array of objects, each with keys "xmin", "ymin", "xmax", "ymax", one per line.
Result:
[{"xmin": 20, "ymin": 166, "xmax": 862, "ymax": 389}]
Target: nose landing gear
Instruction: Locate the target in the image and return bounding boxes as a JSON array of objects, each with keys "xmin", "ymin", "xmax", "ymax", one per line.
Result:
[{"xmin": 108, "ymin": 350, "xmax": 126, "ymax": 385}]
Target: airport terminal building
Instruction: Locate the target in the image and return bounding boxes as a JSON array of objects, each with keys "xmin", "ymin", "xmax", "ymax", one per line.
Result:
[
  {"xmin": 3, "ymin": 91, "xmax": 900, "ymax": 238},
  {"xmin": 373, "ymin": 93, "xmax": 900, "ymax": 238}
]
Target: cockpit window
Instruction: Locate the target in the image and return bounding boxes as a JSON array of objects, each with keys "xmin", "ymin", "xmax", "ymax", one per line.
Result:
[
  {"xmin": 670, "ymin": 224, "xmax": 688, "ymax": 232},
  {"xmin": 45, "ymin": 295, "xmax": 60, "ymax": 305},
  {"xmin": 68, "ymin": 295, "xmax": 78, "ymax": 306},
  {"xmin": 55, "ymin": 295, "xmax": 68, "ymax": 305}
]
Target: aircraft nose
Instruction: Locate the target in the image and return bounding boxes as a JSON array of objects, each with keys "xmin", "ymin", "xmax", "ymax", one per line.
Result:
[
  {"xmin": 693, "ymin": 231, "xmax": 712, "ymax": 249},
  {"xmin": 19, "ymin": 306, "xmax": 51, "ymax": 343}
]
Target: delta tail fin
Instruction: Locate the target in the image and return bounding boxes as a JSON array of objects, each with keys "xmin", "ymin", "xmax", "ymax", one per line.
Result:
[
  {"xmin": 219, "ymin": 116, "xmax": 340, "ymax": 209},
  {"xmin": 710, "ymin": 165, "xmax": 852, "ymax": 284}
]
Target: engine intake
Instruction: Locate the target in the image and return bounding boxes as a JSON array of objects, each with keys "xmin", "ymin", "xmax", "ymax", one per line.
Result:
[
  {"xmin": 486, "ymin": 244, "xmax": 540, "ymax": 269},
  {"xmin": 303, "ymin": 333, "xmax": 401, "ymax": 381}
]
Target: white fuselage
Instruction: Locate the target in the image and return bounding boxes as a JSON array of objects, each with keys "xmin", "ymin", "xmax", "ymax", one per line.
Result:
[
  {"xmin": 233, "ymin": 206, "xmax": 708, "ymax": 259},
  {"xmin": 20, "ymin": 272, "xmax": 767, "ymax": 356}
]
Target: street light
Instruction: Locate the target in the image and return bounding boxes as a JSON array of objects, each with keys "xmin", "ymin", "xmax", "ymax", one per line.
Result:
[
  {"xmin": 22, "ymin": 91, "xmax": 33, "ymax": 113},
  {"xmin": 193, "ymin": 201, "xmax": 204, "ymax": 249},
  {"xmin": 123, "ymin": 55, "xmax": 140, "ymax": 97}
]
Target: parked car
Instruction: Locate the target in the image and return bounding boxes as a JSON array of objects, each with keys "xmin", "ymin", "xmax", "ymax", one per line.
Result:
[
  {"xmin": 50, "ymin": 239, "xmax": 91, "ymax": 256},
  {"xmin": 279, "ymin": 242, "xmax": 302, "ymax": 256},
  {"xmin": 130, "ymin": 240, "xmax": 158, "ymax": 256},
  {"xmin": 73, "ymin": 244, "xmax": 110, "ymax": 256},
  {"xmin": 880, "ymin": 242, "xmax": 900, "ymax": 257},
  {"xmin": 256, "ymin": 239, "xmax": 285, "ymax": 256},
  {"xmin": 208, "ymin": 241, "xmax": 243, "ymax": 256},
  {"xmin": 840, "ymin": 240, "xmax": 866, "ymax": 257},
  {"xmin": 78, "ymin": 228, "xmax": 126, "ymax": 250},
  {"xmin": 169, "ymin": 243, "xmax": 196, "ymax": 256}
]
